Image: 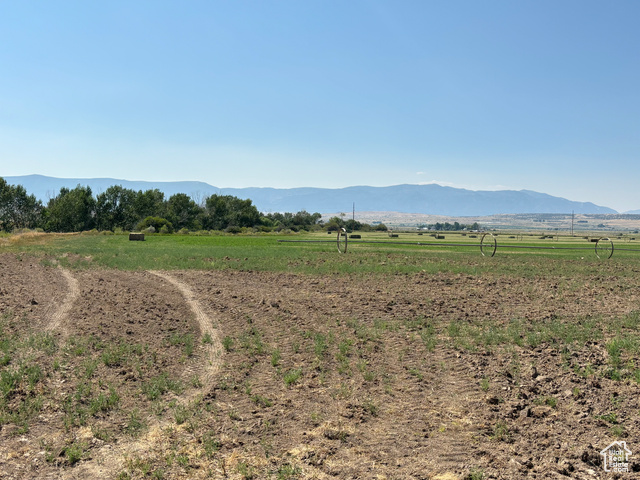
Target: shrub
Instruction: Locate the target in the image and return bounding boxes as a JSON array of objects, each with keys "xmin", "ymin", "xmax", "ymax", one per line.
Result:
[{"xmin": 138, "ymin": 217, "xmax": 174, "ymax": 233}]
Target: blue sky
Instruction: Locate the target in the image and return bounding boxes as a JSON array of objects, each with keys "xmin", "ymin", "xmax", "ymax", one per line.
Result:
[{"xmin": 1, "ymin": 1, "xmax": 638, "ymax": 211}]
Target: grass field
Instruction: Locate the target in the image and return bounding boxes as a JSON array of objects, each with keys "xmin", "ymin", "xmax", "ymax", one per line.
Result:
[
  {"xmin": 2, "ymin": 231, "xmax": 640, "ymax": 479},
  {"xmin": 4, "ymin": 230, "xmax": 640, "ymax": 276}
]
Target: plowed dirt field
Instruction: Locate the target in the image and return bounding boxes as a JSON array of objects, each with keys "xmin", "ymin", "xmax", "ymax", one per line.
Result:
[{"xmin": 1, "ymin": 252, "xmax": 640, "ymax": 479}]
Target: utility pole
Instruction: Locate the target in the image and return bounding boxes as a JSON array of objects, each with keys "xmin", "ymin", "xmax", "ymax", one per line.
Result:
[
  {"xmin": 353, "ymin": 203, "xmax": 355, "ymax": 222},
  {"xmin": 571, "ymin": 211, "xmax": 574, "ymax": 236}
]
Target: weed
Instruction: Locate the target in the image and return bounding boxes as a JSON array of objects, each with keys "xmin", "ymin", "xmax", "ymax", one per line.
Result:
[
  {"xmin": 89, "ymin": 386, "xmax": 120, "ymax": 416},
  {"xmin": 168, "ymin": 333, "xmax": 195, "ymax": 357},
  {"xmin": 310, "ymin": 411, "xmax": 323, "ymax": 425},
  {"xmin": 283, "ymin": 368, "xmax": 302, "ymax": 386},
  {"xmin": 271, "ymin": 348, "xmax": 281, "ymax": 367},
  {"xmin": 202, "ymin": 333, "xmax": 213, "ymax": 344},
  {"xmin": 597, "ymin": 412, "xmax": 618, "ymax": 424},
  {"xmin": 277, "ymin": 463, "xmax": 302, "ymax": 479},
  {"xmin": 313, "ymin": 333, "xmax": 328, "ymax": 358},
  {"xmin": 467, "ymin": 468, "xmax": 485, "ymax": 480},
  {"xmin": 251, "ymin": 394, "xmax": 273, "ymax": 408},
  {"xmin": 201, "ymin": 432, "xmax": 222, "ymax": 458},
  {"xmin": 190, "ymin": 375, "xmax": 203, "ymax": 388},
  {"xmin": 362, "ymin": 398, "xmax": 379, "ymax": 417},
  {"xmin": 124, "ymin": 409, "xmax": 147, "ymax": 437},
  {"xmin": 237, "ymin": 461, "xmax": 256, "ymax": 479},
  {"xmin": 611, "ymin": 424, "xmax": 626, "ymax": 438},
  {"xmin": 63, "ymin": 441, "xmax": 86, "ymax": 465},
  {"xmin": 239, "ymin": 327, "xmax": 266, "ymax": 355},
  {"xmin": 174, "ymin": 404, "xmax": 189, "ymax": 425},
  {"xmin": 480, "ymin": 378, "xmax": 490, "ymax": 392},
  {"xmin": 222, "ymin": 336, "xmax": 234, "ymax": 352},
  {"xmin": 141, "ymin": 372, "xmax": 183, "ymax": 401},
  {"xmin": 490, "ymin": 420, "xmax": 511, "ymax": 442}
]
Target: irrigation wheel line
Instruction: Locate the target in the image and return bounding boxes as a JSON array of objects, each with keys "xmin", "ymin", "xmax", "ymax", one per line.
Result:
[
  {"xmin": 278, "ymin": 236, "xmax": 631, "ymax": 258},
  {"xmin": 480, "ymin": 233, "xmax": 497, "ymax": 257},
  {"xmin": 595, "ymin": 237, "xmax": 614, "ymax": 259},
  {"xmin": 337, "ymin": 228, "xmax": 348, "ymax": 253}
]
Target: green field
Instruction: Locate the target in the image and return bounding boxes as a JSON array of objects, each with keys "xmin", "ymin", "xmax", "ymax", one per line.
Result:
[{"xmin": 4, "ymin": 230, "xmax": 640, "ymax": 277}]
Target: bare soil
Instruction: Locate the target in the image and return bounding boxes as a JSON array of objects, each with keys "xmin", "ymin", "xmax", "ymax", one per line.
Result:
[{"xmin": 1, "ymin": 252, "xmax": 640, "ymax": 479}]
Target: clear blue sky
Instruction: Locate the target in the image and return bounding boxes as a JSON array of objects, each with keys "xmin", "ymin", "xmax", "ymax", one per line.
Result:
[{"xmin": 1, "ymin": 1, "xmax": 638, "ymax": 211}]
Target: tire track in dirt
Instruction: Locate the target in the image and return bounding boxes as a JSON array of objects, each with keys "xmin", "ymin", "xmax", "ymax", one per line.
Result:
[
  {"xmin": 45, "ymin": 268, "xmax": 79, "ymax": 336},
  {"xmin": 422, "ymin": 352, "xmax": 487, "ymax": 474},
  {"xmin": 66, "ymin": 271, "xmax": 224, "ymax": 479},
  {"xmin": 149, "ymin": 270, "xmax": 223, "ymax": 395}
]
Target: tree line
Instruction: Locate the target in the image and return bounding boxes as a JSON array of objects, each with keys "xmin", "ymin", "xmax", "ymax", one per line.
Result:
[
  {"xmin": 1, "ymin": 177, "xmax": 389, "ymax": 234},
  {"xmin": 0, "ymin": 178, "xmax": 328, "ymax": 233},
  {"xmin": 418, "ymin": 221, "xmax": 480, "ymax": 231}
]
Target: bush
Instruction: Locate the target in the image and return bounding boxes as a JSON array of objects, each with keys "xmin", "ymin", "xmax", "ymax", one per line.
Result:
[{"xmin": 138, "ymin": 217, "xmax": 174, "ymax": 233}]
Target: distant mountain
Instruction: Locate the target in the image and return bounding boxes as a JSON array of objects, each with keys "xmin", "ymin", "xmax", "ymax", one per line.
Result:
[{"xmin": 3, "ymin": 174, "xmax": 618, "ymax": 216}]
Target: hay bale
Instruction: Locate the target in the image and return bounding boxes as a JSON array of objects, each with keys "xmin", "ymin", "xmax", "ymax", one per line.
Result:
[
  {"xmin": 129, "ymin": 233, "xmax": 145, "ymax": 241},
  {"xmin": 350, "ymin": 234, "xmax": 361, "ymax": 239}
]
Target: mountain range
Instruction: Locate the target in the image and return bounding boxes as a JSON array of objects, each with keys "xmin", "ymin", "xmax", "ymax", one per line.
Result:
[{"xmin": 2, "ymin": 174, "xmax": 620, "ymax": 216}]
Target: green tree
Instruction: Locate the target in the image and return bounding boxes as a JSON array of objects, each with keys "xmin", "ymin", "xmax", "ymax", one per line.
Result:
[
  {"xmin": 134, "ymin": 189, "xmax": 166, "ymax": 220},
  {"xmin": 0, "ymin": 177, "xmax": 43, "ymax": 231},
  {"xmin": 203, "ymin": 195, "xmax": 260, "ymax": 230},
  {"xmin": 166, "ymin": 193, "xmax": 202, "ymax": 231},
  {"xmin": 44, "ymin": 185, "xmax": 96, "ymax": 232},
  {"xmin": 325, "ymin": 216, "xmax": 345, "ymax": 232},
  {"xmin": 95, "ymin": 185, "xmax": 138, "ymax": 231}
]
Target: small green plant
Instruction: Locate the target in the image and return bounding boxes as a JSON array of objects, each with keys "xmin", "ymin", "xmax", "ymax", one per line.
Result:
[
  {"xmin": 168, "ymin": 333, "xmax": 195, "ymax": 357},
  {"xmin": 174, "ymin": 404, "xmax": 189, "ymax": 425},
  {"xmin": 597, "ymin": 412, "xmax": 618, "ymax": 424},
  {"xmin": 533, "ymin": 396, "xmax": 557, "ymax": 408},
  {"xmin": 89, "ymin": 386, "xmax": 120, "ymax": 415},
  {"xmin": 313, "ymin": 333, "xmax": 328, "ymax": 358},
  {"xmin": 141, "ymin": 373, "xmax": 183, "ymax": 401},
  {"xmin": 277, "ymin": 463, "xmax": 302, "ymax": 479},
  {"xmin": 310, "ymin": 411, "xmax": 323, "ymax": 425},
  {"xmin": 611, "ymin": 424, "xmax": 625, "ymax": 438},
  {"xmin": 284, "ymin": 368, "xmax": 302, "ymax": 386},
  {"xmin": 467, "ymin": 467, "xmax": 485, "ymax": 480},
  {"xmin": 222, "ymin": 336, "xmax": 233, "ymax": 352},
  {"xmin": 271, "ymin": 348, "xmax": 281, "ymax": 367},
  {"xmin": 202, "ymin": 333, "xmax": 213, "ymax": 344},
  {"xmin": 237, "ymin": 461, "xmax": 256, "ymax": 479},
  {"xmin": 124, "ymin": 409, "xmax": 147, "ymax": 437},
  {"xmin": 480, "ymin": 378, "xmax": 490, "ymax": 392},
  {"xmin": 63, "ymin": 441, "xmax": 86, "ymax": 465},
  {"xmin": 201, "ymin": 432, "xmax": 222, "ymax": 458},
  {"xmin": 362, "ymin": 398, "xmax": 379, "ymax": 417},
  {"xmin": 490, "ymin": 420, "xmax": 511, "ymax": 442},
  {"xmin": 251, "ymin": 394, "xmax": 273, "ymax": 408}
]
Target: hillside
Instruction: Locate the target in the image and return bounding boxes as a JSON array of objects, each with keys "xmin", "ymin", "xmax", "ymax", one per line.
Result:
[{"xmin": 3, "ymin": 174, "xmax": 618, "ymax": 216}]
